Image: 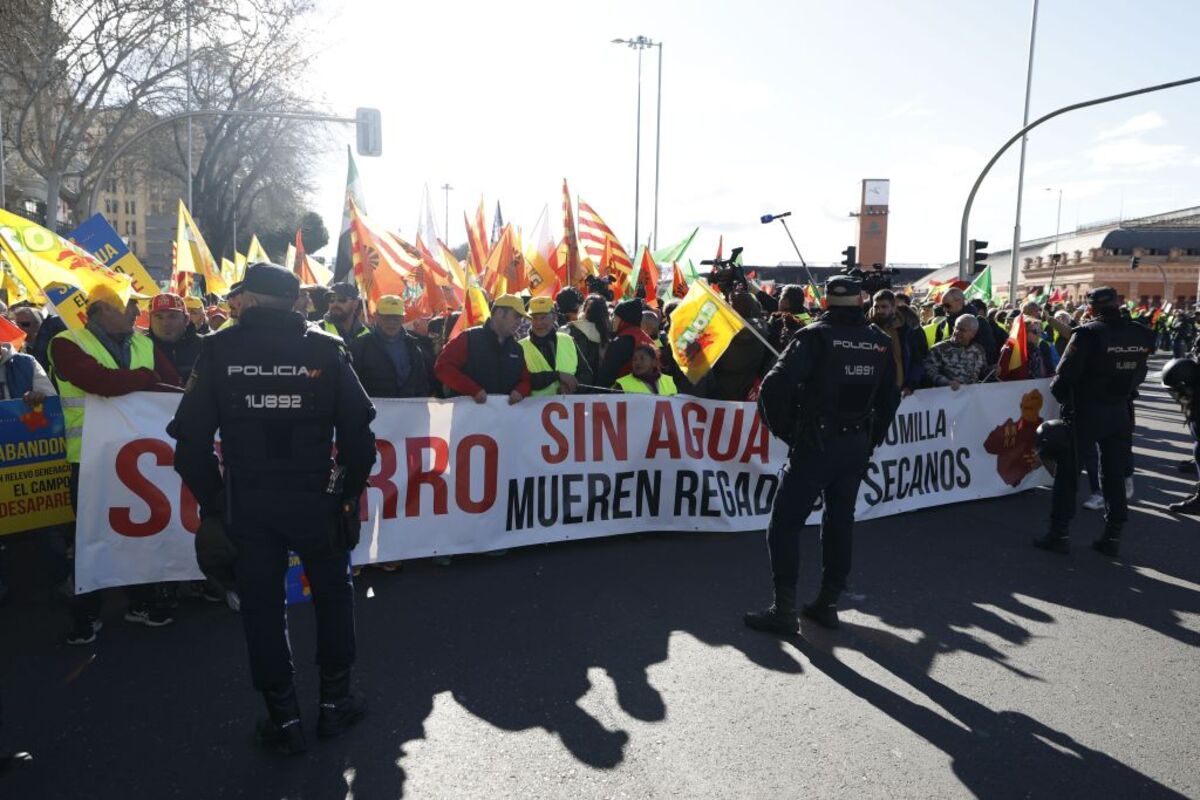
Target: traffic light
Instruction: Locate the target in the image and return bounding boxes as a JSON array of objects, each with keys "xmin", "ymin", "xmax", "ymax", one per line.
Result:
[
  {"xmin": 841, "ymin": 245, "xmax": 856, "ymax": 270},
  {"xmin": 1129, "ymin": 255, "xmax": 1141, "ymax": 270},
  {"xmin": 968, "ymin": 239, "xmax": 989, "ymax": 274},
  {"xmin": 355, "ymin": 107, "xmax": 383, "ymax": 157}
]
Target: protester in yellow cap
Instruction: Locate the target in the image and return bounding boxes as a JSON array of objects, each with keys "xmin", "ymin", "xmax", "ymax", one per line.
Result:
[
  {"xmin": 434, "ymin": 293, "xmax": 530, "ymax": 404},
  {"xmin": 49, "ymin": 283, "xmax": 184, "ymax": 645},
  {"xmin": 184, "ymin": 295, "xmax": 211, "ymax": 334},
  {"xmin": 614, "ymin": 342, "xmax": 677, "ymax": 395},
  {"xmin": 348, "ymin": 294, "xmax": 432, "ymax": 399},
  {"xmin": 519, "ymin": 295, "xmax": 592, "ymax": 396}
]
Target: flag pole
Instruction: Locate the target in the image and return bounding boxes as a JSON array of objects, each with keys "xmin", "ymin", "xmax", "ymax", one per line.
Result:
[{"xmin": 698, "ymin": 280, "xmax": 781, "ymax": 359}]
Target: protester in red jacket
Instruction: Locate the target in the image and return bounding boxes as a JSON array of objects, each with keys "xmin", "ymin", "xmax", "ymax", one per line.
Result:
[{"xmin": 434, "ymin": 294, "xmax": 531, "ymax": 403}]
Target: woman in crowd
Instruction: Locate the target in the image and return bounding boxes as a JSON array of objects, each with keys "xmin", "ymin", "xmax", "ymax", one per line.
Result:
[
  {"xmin": 613, "ymin": 343, "xmax": 677, "ymax": 396},
  {"xmin": 563, "ymin": 293, "xmax": 610, "ymax": 385}
]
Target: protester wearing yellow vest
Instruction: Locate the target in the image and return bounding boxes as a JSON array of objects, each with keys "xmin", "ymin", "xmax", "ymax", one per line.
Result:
[
  {"xmin": 520, "ymin": 296, "xmax": 591, "ymax": 396},
  {"xmin": 614, "ymin": 343, "xmax": 678, "ymax": 396},
  {"xmin": 48, "ymin": 283, "xmax": 184, "ymax": 645},
  {"xmin": 323, "ymin": 283, "xmax": 370, "ymax": 346}
]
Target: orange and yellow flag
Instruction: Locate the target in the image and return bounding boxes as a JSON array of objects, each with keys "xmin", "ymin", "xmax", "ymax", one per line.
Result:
[{"xmin": 447, "ymin": 285, "xmax": 491, "ymax": 341}]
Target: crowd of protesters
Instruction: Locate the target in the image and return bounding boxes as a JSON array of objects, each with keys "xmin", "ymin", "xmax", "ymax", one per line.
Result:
[{"xmin": 0, "ymin": 270, "xmax": 1194, "ymax": 641}]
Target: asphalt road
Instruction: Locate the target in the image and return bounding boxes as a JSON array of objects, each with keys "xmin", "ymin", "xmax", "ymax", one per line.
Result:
[{"xmin": 2, "ymin": 365, "xmax": 1198, "ymax": 799}]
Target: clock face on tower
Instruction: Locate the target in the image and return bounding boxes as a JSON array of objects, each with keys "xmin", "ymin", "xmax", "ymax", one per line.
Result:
[{"xmin": 864, "ymin": 180, "xmax": 889, "ymax": 207}]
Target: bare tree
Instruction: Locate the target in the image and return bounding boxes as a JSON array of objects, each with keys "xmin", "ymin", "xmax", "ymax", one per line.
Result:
[
  {"xmin": 0, "ymin": 0, "xmax": 250, "ymax": 229},
  {"xmin": 135, "ymin": 0, "xmax": 323, "ymax": 258}
]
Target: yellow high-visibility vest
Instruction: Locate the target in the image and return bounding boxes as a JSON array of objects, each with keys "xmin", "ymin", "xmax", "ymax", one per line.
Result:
[
  {"xmin": 50, "ymin": 329, "xmax": 155, "ymax": 463},
  {"xmin": 615, "ymin": 373, "xmax": 678, "ymax": 396},
  {"xmin": 519, "ymin": 333, "xmax": 579, "ymax": 397}
]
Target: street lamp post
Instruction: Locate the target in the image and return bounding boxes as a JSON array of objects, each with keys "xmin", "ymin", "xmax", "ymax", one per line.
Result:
[
  {"xmin": 1008, "ymin": 0, "xmax": 1040, "ymax": 307},
  {"xmin": 185, "ymin": 1, "xmax": 193, "ymax": 211},
  {"xmin": 612, "ymin": 36, "xmax": 663, "ymax": 250},
  {"xmin": 440, "ymin": 183, "xmax": 453, "ymax": 243}
]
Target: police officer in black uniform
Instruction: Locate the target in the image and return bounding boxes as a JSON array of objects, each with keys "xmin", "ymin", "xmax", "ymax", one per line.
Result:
[
  {"xmin": 1035, "ymin": 286, "xmax": 1155, "ymax": 557},
  {"xmin": 169, "ymin": 263, "xmax": 377, "ymax": 755},
  {"xmin": 746, "ymin": 276, "xmax": 901, "ymax": 635}
]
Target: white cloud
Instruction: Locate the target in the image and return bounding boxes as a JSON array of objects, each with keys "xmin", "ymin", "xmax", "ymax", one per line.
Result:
[
  {"xmin": 1086, "ymin": 137, "xmax": 1191, "ymax": 171},
  {"xmin": 1094, "ymin": 112, "xmax": 1167, "ymax": 141}
]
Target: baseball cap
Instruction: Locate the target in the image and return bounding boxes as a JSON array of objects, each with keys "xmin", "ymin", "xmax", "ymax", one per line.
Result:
[
  {"xmin": 227, "ymin": 281, "xmax": 244, "ymax": 298},
  {"xmin": 183, "ymin": 296, "xmax": 205, "ymax": 311},
  {"xmin": 149, "ymin": 293, "xmax": 186, "ymax": 314},
  {"xmin": 528, "ymin": 296, "xmax": 555, "ymax": 315},
  {"xmin": 87, "ymin": 284, "xmax": 126, "ymax": 313},
  {"xmin": 242, "ymin": 262, "xmax": 300, "ymax": 300},
  {"xmin": 492, "ymin": 294, "xmax": 529, "ymax": 318},
  {"xmin": 376, "ymin": 294, "xmax": 406, "ymax": 316},
  {"xmin": 331, "ymin": 283, "xmax": 360, "ymax": 300},
  {"xmin": 825, "ymin": 276, "xmax": 863, "ymax": 307}
]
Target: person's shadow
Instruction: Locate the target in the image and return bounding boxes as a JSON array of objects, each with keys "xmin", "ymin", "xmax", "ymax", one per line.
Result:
[{"xmin": 2, "ymin": 387, "xmax": 1197, "ymax": 797}]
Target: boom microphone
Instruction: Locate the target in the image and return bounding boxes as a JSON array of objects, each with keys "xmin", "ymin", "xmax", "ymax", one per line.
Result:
[{"xmin": 760, "ymin": 211, "xmax": 792, "ymax": 224}]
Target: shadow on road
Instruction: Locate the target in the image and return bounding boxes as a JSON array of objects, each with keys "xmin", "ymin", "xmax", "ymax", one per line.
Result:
[{"xmin": 1, "ymin": 384, "xmax": 1196, "ymax": 798}]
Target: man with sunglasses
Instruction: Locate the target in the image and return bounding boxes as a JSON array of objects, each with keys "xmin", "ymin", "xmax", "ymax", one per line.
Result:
[
  {"xmin": 11, "ymin": 307, "xmax": 41, "ymax": 345},
  {"xmin": 923, "ymin": 288, "xmax": 997, "ymax": 365},
  {"xmin": 322, "ymin": 283, "xmax": 370, "ymax": 346}
]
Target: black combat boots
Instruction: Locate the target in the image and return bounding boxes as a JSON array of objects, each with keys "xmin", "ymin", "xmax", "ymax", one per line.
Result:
[
  {"xmin": 317, "ymin": 668, "xmax": 367, "ymax": 739},
  {"xmin": 1168, "ymin": 484, "xmax": 1200, "ymax": 515},
  {"xmin": 1033, "ymin": 530, "xmax": 1070, "ymax": 554},
  {"xmin": 1091, "ymin": 525, "xmax": 1121, "ymax": 558},
  {"xmin": 257, "ymin": 681, "xmax": 307, "ymax": 756},
  {"xmin": 744, "ymin": 584, "xmax": 799, "ymax": 635},
  {"xmin": 801, "ymin": 588, "xmax": 840, "ymax": 630}
]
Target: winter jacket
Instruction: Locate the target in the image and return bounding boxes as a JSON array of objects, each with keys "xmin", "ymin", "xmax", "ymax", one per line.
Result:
[
  {"xmin": 349, "ymin": 328, "xmax": 433, "ymax": 398},
  {"xmin": 0, "ymin": 342, "xmax": 56, "ymax": 400}
]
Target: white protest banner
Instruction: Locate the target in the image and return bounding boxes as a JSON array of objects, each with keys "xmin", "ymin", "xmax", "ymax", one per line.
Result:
[{"xmin": 74, "ymin": 380, "xmax": 1056, "ymax": 592}]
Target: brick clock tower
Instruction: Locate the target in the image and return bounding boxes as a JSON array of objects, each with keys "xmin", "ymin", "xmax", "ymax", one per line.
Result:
[{"xmin": 857, "ymin": 179, "xmax": 890, "ymax": 267}]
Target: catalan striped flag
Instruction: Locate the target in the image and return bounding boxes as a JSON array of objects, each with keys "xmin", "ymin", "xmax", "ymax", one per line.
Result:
[{"xmin": 577, "ymin": 199, "xmax": 632, "ymax": 286}]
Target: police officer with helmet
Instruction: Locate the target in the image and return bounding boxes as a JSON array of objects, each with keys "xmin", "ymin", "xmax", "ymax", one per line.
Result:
[
  {"xmin": 746, "ymin": 275, "xmax": 900, "ymax": 635},
  {"xmin": 1160, "ymin": 356, "xmax": 1200, "ymax": 514},
  {"xmin": 169, "ymin": 263, "xmax": 377, "ymax": 755},
  {"xmin": 1034, "ymin": 286, "xmax": 1155, "ymax": 557}
]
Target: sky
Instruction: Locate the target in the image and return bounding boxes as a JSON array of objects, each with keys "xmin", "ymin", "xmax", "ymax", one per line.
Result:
[{"xmin": 300, "ymin": 0, "xmax": 1200, "ymax": 268}]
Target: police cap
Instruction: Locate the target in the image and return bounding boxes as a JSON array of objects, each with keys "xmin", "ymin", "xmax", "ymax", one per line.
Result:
[
  {"xmin": 825, "ymin": 275, "xmax": 863, "ymax": 307},
  {"xmin": 242, "ymin": 262, "xmax": 300, "ymax": 300},
  {"xmin": 1087, "ymin": 286, "xmax": 1119, "ymax": 309}
]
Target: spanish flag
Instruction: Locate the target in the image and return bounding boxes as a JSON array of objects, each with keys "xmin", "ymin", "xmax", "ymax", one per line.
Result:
[
  {"xmin": 1005, "ymin": 313, "xmax": 1029, "ymax": 374},
  {"xmin": 667, "ymin": 280, "xmax": 745, "ymax": 383}
]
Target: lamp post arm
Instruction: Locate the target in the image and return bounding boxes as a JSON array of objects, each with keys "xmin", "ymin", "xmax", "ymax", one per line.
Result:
[{"xmin": 959, "ymin": 73, "xmax": 1200, "ymax": 283}]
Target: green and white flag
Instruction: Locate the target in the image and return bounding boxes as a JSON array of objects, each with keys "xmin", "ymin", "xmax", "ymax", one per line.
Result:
[
  {"xmin": 333, "ymin": 147, "xmax": 368, "ymax": 283},
  {"xmin": 653, "ymin": 227, "xmax": 699, "ymax": 265},
  {"xmin": 964, "ymin": 265, "xmax": 992, "ymax": 301}
]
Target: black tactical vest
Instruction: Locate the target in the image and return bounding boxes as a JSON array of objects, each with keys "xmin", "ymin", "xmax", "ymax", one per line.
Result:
[
  {"xmin": 1074, "ymin": 317, "xmax": 1154, "ymax": 405},
  {"xmin": 205, "ymin": 308, "xmax": 343, "ymax": 475},
  {"xmin": 806, "ymin": 318, "xmax": 893, "ymax": 425}
]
